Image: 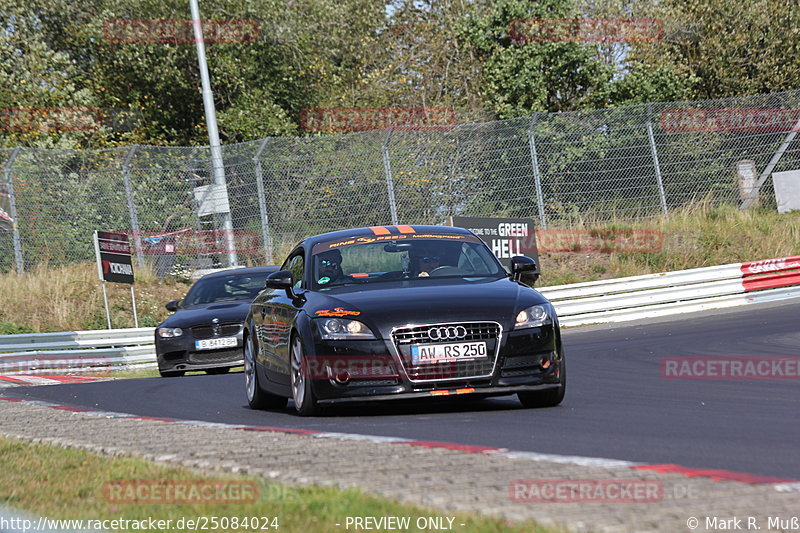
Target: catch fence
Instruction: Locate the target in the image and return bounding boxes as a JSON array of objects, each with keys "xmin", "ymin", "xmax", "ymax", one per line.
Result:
[{"xmin": 2, "ymin": 90, "xmax": 800, "ymax": 273}]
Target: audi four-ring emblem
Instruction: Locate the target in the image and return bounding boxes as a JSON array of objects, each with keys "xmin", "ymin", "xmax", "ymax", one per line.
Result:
[{"xmin": 427, "ymin": 326, "xmax": 468, "ymax": 341}]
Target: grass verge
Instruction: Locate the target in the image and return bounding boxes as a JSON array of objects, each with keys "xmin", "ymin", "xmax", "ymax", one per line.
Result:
[{"xmin": 0, "ymin": 436, "xmax": 556, "ymax": 533}]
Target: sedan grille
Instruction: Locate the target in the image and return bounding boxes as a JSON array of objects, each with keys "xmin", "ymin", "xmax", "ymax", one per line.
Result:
[
  {"xmin": 392, "ymin": 322, "xmax": 501, "ymax": 382},
  {"xmin": 188, "ymin": 348, "xmax": 242, "ymax": 364},
  {"xmin": 191, "ymin": 323, "xmax": 241, "ymax": 339}
]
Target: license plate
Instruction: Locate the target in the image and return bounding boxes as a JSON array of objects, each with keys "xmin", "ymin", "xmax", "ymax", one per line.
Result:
[
  {"xmin": 411, "ymin": 341, "xmax": 487, "ymax": 364},
  {"xmin": 195, "ymin": 337, "xmax": 238, "ymax": 350}
]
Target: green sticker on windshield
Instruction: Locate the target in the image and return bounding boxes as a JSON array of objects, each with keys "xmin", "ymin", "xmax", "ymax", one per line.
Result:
[{"xmin": 318, "ymin": 276, "xmax": 331, "ymax": 284}]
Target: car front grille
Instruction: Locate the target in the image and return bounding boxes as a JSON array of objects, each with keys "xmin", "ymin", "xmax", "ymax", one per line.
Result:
[
  {"xmin": 391, "ymin": 322, "xmax": 501, "ymax": 382},
  {"xmin": 188, "ymin": 348, "xmax": 242, "ymax": 364},
  {"xmin": 192, "ymin": 323, "xmax": 241, "ymax": 339},
  {"xmin": 346, "ymin": 379, "xmax": 399, "ymax": 387}
]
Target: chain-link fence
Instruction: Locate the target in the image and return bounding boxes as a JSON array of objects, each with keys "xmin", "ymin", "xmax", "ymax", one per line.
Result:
[{"xmin": 2, "ymin": 89, "xmax": 800, "ymax": 273}]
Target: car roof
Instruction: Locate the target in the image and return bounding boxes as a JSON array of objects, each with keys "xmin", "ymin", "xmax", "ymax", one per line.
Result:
[
  {"xmin": 301, "ymin": 225, "xmax": 472, "ymax": 248},
  {"xmin": 197, "ymin": 265, "xmax": 279, "ymax": 281}
]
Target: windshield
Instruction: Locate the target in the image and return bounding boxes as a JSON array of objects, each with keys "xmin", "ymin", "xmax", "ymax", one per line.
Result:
[
  {"xmin": 310, "ymin": 234, "xmax": 504, "ymax": 290},
  {"xmin": 182, "ymin": 271, "xmax": 272, "ymax": 305}
]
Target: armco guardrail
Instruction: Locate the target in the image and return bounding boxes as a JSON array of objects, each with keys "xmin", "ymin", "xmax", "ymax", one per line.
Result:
[
  {"xmin": 542, "ymin": 254, "xmax": 800, "ymax": 326},
  {"xmin": 0, "ymin": 327, "xmax": 156, "ymax": 375},
  {"xmin": 1, "ymin": 255, "xmax": 799, "ymax": 374}
]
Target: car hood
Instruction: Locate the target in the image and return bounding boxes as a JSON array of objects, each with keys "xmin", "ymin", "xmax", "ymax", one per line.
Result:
[
  {"xmin": 306, "ymin": 277, "xmax": 549, "ymax": 337},
  {"xmin": 158, "ymin": 300, "xmax": 251, "ymax": 328}
]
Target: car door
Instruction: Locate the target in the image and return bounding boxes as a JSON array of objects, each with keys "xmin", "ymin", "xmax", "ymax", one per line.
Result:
[{"xmin": 261, "ymin": 251, "xmax": 306, "ymax": 386}]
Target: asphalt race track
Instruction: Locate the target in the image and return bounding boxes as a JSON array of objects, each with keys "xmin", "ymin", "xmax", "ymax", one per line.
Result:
[{"xmin": 6, "ymin": 299, "xmax": 800, "ymax": 480}]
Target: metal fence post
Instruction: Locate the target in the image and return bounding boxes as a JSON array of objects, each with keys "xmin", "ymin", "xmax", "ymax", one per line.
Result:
[
  {"xmin": 253, "ymin": 138, "xmax": 274, "ymax": 263},
  {"xmin": 647, "ymin": 104, "xmax": 669, "ymax": 216},
  {"xmin": 382, "ymin": 131, "xmax": 399, "ymax": 225},
  {"xmin": 3, "ymin": 147, "xmax": 23, "ymax": 273},
  {"xmin": 740, "ymin": 116, "xmax": 800, "ymax": 210},
  {"xmin": 121, "ymin": 145, "xmax": 144, "ymax": 268},
  {"xmin": 527, "ymin": 114, "xmax": 547, "ymax": 229}
]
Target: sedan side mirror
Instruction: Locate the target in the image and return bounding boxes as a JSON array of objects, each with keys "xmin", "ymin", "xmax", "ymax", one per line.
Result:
[
  {"xmin": 165, "ymin": 299, "xmax": 181, "ymax": 312},
  {"xmin": 510, "ymin": 256, "xmax": 539, "ymax": 285}
]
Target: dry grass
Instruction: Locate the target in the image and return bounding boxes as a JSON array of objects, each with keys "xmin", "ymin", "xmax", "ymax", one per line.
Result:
[
  {"xmin": 0, "ymin": 262, "xmax": 189, "ymax": 333},
  {"xmin": 1, "ymin": 204, "xmax": 798, "ymax": 332},
  {"xmin": 537, "ymin": 203, "xmax": 800, "ymax": 286}
]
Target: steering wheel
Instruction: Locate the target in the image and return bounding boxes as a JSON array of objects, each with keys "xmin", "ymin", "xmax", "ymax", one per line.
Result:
[{"xmin": 428, "ymin": 265, "xmax": 462, "ymax": 277}]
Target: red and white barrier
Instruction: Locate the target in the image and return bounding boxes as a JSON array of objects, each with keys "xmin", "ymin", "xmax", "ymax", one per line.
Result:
[
  {"xmin": 541, "ymin": 254, "xmax": 800, "ymax": 326},
  {"xmin": 741, "ymin": 255, "xmax": 800, "ymax": 292}
]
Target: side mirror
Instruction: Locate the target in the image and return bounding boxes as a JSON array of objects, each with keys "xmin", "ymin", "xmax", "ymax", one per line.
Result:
[
  {"xmin": 266, "ymin": 270, "xmax": 293, "ymax": 290},
  {"xmin": 510, "ymin": 256, "xmax": 539, "ymax": 285},
  {"xmin": 165, "ymin": 300, "xmax": 181, "ymax": 312}
]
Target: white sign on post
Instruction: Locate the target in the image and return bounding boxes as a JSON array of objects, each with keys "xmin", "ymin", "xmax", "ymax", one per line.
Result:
[
  {"xmin": 193, "ymin": 184, "xmax": 231, "ymax": 216},
  {"xmin": 772, "ymin": 170, "xmax": 800, "ymax": 214}
]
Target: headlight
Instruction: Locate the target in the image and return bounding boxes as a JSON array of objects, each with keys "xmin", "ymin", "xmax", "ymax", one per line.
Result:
[
  {"xmin": 514, "ymin": 304, "xmax": 553, "ymax": 329},
  {"xmin": 316, "ymin": 318, "xmax": 376, "ymax": 340},
  {"xmin": 157, "ymin": 327, "xmax": 184, "ymax": 338}
]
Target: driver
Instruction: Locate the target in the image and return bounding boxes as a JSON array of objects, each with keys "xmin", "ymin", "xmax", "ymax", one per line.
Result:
[
  {"xmin": 316, "ymin": 249, "xmax": 351, "ymax": 285},
  {"xmin": 409, "ymin": 244, "xmax": 442, "ymax": 277}
]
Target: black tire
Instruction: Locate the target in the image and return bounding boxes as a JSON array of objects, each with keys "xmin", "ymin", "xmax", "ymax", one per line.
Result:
[
  {"xmin": 517, "ymin": 351, "xmax": 566, "ymax": 408},
  {"xmin": 159, "ymin": 370, "xmax": 185, "ymax": 378},
  {"xmin": 205, "ymin": 367, "xmax": 230, "ymax": 375},
  {"xmin": 244, "ymin": 332, "xmax": 288, "ymax": 410},
  {"xmin": 290, "ymin": 334, "xmax": 321, "ymax": 416}
]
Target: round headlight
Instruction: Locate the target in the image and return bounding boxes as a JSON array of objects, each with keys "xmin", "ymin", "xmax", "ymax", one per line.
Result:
[
  {"xmin": 347, "ymin": 321, "xmax": 363, "ymax": 334},
  {"xmin": 324, "ymin": 319, "xmax": 342, "ymax": 333}
]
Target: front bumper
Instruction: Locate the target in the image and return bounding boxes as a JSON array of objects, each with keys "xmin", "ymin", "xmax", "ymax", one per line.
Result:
[
  {"xmin": 316, "ymin": 383, "xmax": 560, "ymax": 404},
  {"xmin": 155, "ymin": 332, "xmax": 244, "ymax": 372},
  {"xmin": 306, "ymin": 325, "xmax": 561, "ymax": 402}
]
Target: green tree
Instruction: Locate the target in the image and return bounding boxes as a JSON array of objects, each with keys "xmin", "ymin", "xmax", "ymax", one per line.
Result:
[
  {"xmin": 623, "ymin": 0, "xmax": 800, "ymax": 99},
  {"xmin": 0, "ymin": 2, "xmax": 102, "ymax": 148},
  {"xmin": 1, "ymin": 0, "xmax": 387, "ymax": 147},
  {"xmin": 458, "ymin": 0, "xmax": 613, "ymax": 117}
]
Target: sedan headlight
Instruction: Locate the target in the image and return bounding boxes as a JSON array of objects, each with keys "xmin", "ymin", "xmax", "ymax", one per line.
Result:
[
  {"xmin": 514, "ymin": 304, "xmax": 553, "ymax": 329},
  {"xmin": 316, "ymin": 318, "xmax": 376, "ymax": 340},
  {"xmin": 157, "ymin": 327, "xmax": 184, "ymax": 338}
]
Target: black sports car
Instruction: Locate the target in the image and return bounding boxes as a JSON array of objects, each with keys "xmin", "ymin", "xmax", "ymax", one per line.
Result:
[
  {"xmin": 243, "ymin": 225, "xmax": 565, "ymax": 416},
  {"xmin": 155, "ymin": 266, "xmax": 278, "ymax": 377}
]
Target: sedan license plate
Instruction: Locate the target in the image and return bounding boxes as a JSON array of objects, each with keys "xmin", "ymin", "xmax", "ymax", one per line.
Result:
[
  {"xmin": 195, "ymin": 337, "xmax": 238, "ymax": 350},
  {"xmin": 411, "ymin": 341, "xmax": 487, "ymax": 364}
]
